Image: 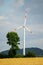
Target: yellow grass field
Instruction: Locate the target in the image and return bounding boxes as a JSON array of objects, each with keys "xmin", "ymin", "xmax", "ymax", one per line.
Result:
[{"xmin": 0, "ymin": 58, "xmax": 43, "ymax": 65}]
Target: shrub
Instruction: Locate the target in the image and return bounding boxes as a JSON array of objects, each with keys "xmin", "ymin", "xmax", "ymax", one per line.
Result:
[{"xmin": 25, "ymin": 50, "xmax": 36, "ymax": 57}]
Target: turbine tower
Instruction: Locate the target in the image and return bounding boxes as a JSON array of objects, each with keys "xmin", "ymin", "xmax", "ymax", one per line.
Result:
[{"xmin": 14, "ymin": 10, "xmax": 32, "ymax": 55}]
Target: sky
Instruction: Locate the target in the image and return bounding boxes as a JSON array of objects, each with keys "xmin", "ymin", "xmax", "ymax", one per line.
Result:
[{"xmin": 0, "ymin": 0, "xmax": 43, "ymax": 52}]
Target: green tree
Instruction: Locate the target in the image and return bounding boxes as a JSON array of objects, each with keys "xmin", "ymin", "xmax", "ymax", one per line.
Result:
[
  {"xmin": 6, "ymin": 32, "xmax": 20, "ymax": 57},
  {"xmin": 25, "ymin": 50, "xmax": 36, "ymax": 57}
]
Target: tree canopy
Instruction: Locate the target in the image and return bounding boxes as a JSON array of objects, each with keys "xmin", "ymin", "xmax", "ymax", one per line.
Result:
[{"xmin": 6, "ymin": 32, "xmax": 20, "ymax": 57}]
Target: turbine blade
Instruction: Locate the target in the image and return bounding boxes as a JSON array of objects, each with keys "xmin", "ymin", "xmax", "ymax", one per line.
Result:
[
  {"xmin": 25, "ymin": 26, "xmax": 30, "ymax": 31},
  {"xmin": 24, "ymin": 16, "xmax": 27, "ymax": 25},
  {"xmin": 15, "ymin": 26, "xmax": 23, "ymax": 30},
  {"xmin": 25, "ymin": 26, "xmax": 32, "ymax": 33}
]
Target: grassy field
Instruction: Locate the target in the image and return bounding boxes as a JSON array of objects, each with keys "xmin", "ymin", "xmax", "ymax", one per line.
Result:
[{"xmin": 0, "ymin": 58, "xmax": 43, "ymax": 65}]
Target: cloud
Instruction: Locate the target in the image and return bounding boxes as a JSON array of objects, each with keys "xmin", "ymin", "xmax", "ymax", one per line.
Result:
[
  {"xmin": 0, "ymin": 20, "xmax": 14, "ymax": 28},
  {"xmin": 0, "ymin": 20, "xmax": 17, "ymax": 32},
  {"xmin": 11, "ymin": 0, "xmax": 24, "ymax": 8},
  {"xmin": 0, "ymin": 41, "xmax": 10, "ymax": 52},
  {"xmin": 17, "ymin": 0, "xmax": 24, "ymax": 6},
  {"xmin": 29, "ymin": 38, "xmax": 43, "ymax": 49},
  {"xmin": 0, "ymin": 21, "xmax": 13, "ymax": 26},
  {"xmin": 0, "ymin": 16, "xmax": 7, "ymax": 20}
]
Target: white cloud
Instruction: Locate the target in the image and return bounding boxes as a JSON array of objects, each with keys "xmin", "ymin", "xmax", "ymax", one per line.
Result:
[
  {"xmin": 17, "ymin": 0, "xmax": 24, "ymax": 6},
  {"xmin": 0, "ymin": 21, "xmax": 17, "ymax": 32},
  {"xmin": 0, "ymin": 21, "xmax": 9, "ymax": 25},
  {"xmin": 0, "ymin": 16, "xmax": 7, "ymax": 20},
  {"xmin": 11, "ymin": 0, "xmax": 24, "ymax": 8}
]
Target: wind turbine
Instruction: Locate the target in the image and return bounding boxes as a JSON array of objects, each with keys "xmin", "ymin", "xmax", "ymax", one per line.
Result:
[{"xmin": 14, "ymin": 10, "xmax": 32, "ymax": 55}]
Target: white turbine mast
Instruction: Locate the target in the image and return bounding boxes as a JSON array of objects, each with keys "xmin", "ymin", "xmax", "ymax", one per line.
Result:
[{"xmin": 14, "ymin": 9, "xmax": 32, "ymax": 55}]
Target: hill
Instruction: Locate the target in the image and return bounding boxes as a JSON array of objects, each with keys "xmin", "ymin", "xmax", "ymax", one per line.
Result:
[{"xmin": 0, "ymin": 47, "xmax": 43, "ymax": 57}]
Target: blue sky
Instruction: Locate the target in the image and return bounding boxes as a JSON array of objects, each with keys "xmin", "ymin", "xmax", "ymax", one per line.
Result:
[{"xmin": 0, "ymin": 0, "xmax": 43, "ymax": 52}]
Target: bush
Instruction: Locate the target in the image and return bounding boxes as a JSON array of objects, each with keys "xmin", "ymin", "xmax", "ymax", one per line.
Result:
[
  {"xmin": 0, "ymin": 53, "xmax": 9, "ymax": 58},
  {"xmin": 15, "ymin": 54, "xmax": 24, "ymax": 58},
  {"xmin": 25, "ymin": 50, "xmax": 36, "ymax": 57}
]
